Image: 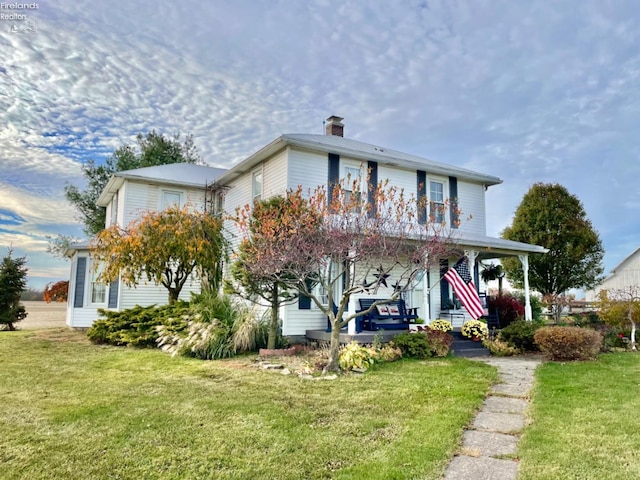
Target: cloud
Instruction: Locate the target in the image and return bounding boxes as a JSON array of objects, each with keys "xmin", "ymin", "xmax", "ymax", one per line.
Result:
[{"xmin": 1, "ymin": 0, "xmax": 639, "ymax": 285}]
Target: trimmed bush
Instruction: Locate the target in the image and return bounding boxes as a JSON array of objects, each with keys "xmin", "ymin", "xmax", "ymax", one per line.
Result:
[
  {"xmin": 534, "ymin": 326, "xmax": 602, "ymax": 361},
  {"xmin": 483, "ymin": 338, "xmax": 519, "ymax": 356},
  {"xmin": 87, "ymin": 302, "xmax": 191, "ymax": 347},
  {"xmin": 424, "ymin": 327, "xmax": 454, "ymax": 357},
  {"xmin": 391, "ymin": 332, "xmax": 431, "ymax": 359},
  {"xmin": 499, "ymin": 320, "xmax": 542, "ymax": 352}
]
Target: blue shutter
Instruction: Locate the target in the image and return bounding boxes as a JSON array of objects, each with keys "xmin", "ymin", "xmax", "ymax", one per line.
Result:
[
  {"xmin": 328, "ymin": 153, "xmax": 340, "ymax": 207},
  {"xmin": 367, "ymin": 161, "xmax": 378, "ymax": 217},
  {"xmin": 449, "ymin": 176, "xmax": 459, "ymax": 228},
  {"xmin": 73, "ymin": 257, "xmax": 87, "ymax": 308},
  {"xmin": 440, "ymin": 259, "xmax": 450, "ymax": 309},
  {"xmin": 108, "ymin": 277, "xmax": 119, "ymax": 308},
  {"xmin": 298, "ymin": 279, "xmax": 313, "ymax": 310},
  {"xmin": 417, "ymin": 170, "xmax": 427, "ymax": 224}
]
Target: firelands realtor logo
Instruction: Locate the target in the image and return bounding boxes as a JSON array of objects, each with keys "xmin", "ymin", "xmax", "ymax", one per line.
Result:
[{"xmin": 1, "ymin": 3, "xmax": 39, "ymax": 34}]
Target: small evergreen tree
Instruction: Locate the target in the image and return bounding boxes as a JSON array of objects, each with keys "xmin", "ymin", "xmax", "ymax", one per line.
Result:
[{"xmin": 0, "ymin": 249, "xmax": 29, "ymax": 330}]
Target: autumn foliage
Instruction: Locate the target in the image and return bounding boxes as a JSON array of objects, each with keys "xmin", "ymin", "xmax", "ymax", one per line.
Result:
[
  {"xmin": 91, "ymin": 206, "xmax": 225, "ymax": 303},
  {"xmin": 233, "ymin": 174, "xmax": 458, "ymax": 371},
  {"xmin": 43, "ymin": 280, "xmax": 69, "ymax": 302}
]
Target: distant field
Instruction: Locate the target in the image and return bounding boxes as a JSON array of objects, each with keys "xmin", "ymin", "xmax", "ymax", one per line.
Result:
[{"xmin": 19, "ymin": 301, "xmax": 67, "ymax": 329}]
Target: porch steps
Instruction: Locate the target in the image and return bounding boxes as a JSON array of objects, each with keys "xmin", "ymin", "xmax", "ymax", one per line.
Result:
[{"xmin": 451, "ymin": 330, "xmax": 490, "ymax": 358}]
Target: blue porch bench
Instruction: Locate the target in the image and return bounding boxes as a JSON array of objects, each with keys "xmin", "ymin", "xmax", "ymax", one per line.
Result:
[{"xmin": 357, "ymin": 298, "xmax": 418, "ymax": 331}]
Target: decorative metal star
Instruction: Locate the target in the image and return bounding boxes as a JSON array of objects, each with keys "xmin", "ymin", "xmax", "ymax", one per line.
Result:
[{"xmin": 373, "ymin": 266, "xmax": 390, "ymax": 288}]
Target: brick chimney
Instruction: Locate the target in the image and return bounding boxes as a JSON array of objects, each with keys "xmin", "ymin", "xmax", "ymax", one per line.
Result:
[{"xmin": 325, "ymin": 115, "xmax": 344, "ymax": 137}]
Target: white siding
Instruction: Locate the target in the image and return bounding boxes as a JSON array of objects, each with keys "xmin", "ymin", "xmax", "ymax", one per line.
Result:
[
  {"xmin": 263, "ymin": 149, "xmax": 289, "ymax": 197},
  {"xmin": 287, "ymin": 148, "xmax": 328, "ymax": 191},
  {"xmin": 456, "ymin": 181, "xmax": 486, "ymax": 236},
  {"xmin": 586, "ymin": 251, "xmax": 640, "ymax": 301},
  {"xmin": 119, "ymin": 278, "xmax": 199, "ymax": 309}
]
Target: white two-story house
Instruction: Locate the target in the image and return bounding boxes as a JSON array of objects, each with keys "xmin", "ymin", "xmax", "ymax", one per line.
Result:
[{"xmin": 67, "ymin": 116, "xmax": 545, "ymax": 336}]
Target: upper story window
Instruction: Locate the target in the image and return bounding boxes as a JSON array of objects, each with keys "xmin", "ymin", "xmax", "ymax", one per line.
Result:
[
  {"xmin": 252, "ymin": 170, "xmax": 263, "ymax": 203},
  {"xmin": 429, "ymin": 179, "xmax": 446, "ymax": 224},
  {"xmin": 161, "ymin": 190, "xmax": 183, "ymax": 210},
  {"xmin": 343, "ymin": 164, "xmax": 364, "ymax": 212},
  {"xmin": 110, "ymin": 192, "xmax": 118, "ymax": 226}
]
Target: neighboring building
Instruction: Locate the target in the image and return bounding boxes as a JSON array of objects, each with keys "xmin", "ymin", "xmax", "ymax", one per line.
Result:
[
  {"xmin": 67, "ymin": 116, "xmax": 546, "ymax": 336},
  {"xmin": 66, "ymin": 164, "xmax": 226, "ymax": 327},
  {"xmin": 585, "ymin": 247, "xmax": 640, "ymax": 301}
]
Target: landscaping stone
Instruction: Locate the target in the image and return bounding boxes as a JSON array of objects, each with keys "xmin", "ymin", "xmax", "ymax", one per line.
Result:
[
  {"xmin": 472, "ymin": 411, "xmax": 525, "ymax": 434},
  {"xmin": 261, "ymin": 363, "xmax": 284, "ymax": 370},
  {"xmin": 444, "ymin": 455, "xmax": 518, "ymax": 480},
  {"xmin": 462, "ymin": 430, "xmax": 518, "ymax": 457}
]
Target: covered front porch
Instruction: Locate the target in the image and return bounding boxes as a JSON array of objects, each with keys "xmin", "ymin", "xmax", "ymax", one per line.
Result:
[{"xmin": 308, "ymin": 234, "xmax": 547, "ymax": 337}]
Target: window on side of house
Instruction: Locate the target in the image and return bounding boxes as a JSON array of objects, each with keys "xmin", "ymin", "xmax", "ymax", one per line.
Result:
[
  {"xmin": 429, "ymin": 179, "xmax": 446, "ymax": 224},
  {"xmin": 90, "ymin": 263, "xmax": 107, "ymax": 305},
  {"xmin": 343, "ymin": 164, "xmax": 364, "ymax": 212},
  {"xmin": 161, "ymin": 190, "xmax": 183, "ymax": 210},
  {"xmin": 110, "ymin": 192, "xmax": 118, "ymax": 226},
  {"xmin": 252, "ymin": 170, "xmax": 263, "ymax": 203}
]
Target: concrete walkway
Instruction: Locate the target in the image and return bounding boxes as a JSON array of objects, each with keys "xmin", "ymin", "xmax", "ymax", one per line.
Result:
[{"xmin": 443, "ymin": 356, "xmax": 542, "ymax": 480}]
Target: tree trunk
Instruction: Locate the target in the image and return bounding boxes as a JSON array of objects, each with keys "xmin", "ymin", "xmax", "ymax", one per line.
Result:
[
  {"xmin": 268, "ymin": 284, "xmax": 279, "ymax": 350},
  {"xmin": 630, "ymin": 319, "xmax": 637, "ymax": 351},
  {"xmin": 498, "ymin": 277, "xmax": 503, "ymax": 296},
  {"xmin": 324, "ymin": 315, "xmax": 342, "ymax": 373},
  {"xmin": 168, "ymin": 289, "xmax": 179, "ymax": 304}
]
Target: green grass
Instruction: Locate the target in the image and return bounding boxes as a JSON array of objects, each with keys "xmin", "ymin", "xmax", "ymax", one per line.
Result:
[
  {"xmin": 519, "ymin": 353, "xmax": 640, "ymax": 480},
  {"xmin": 0, "ymin": 329, "xmax": 496, "ymax": 480}
]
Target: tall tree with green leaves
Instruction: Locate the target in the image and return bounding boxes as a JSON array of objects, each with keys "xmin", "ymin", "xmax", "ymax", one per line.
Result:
[
  {"xmin": 0, "ymin": 248, "xmax": 28, "ymax": 330},
  {"xmin": 501, "ymin": 183, "xmax": 604, "ymax": 319},
  {"xmin": 65, "ymin": 131, "xmax": 202, "ymax": 236}
]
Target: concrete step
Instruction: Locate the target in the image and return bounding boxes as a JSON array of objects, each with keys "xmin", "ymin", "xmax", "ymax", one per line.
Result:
[{"xmin": 451, "ymin": 333, "xmax": 491, "ymax": 357}]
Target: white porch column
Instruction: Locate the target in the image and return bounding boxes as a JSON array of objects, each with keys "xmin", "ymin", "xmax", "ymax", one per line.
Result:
[
  {"xmin": 347, "ymin": 295, "xmax": 358, "ymax": 335},
  {"xmin": 518, "ymin": 254, "xmax": 532, "ymax": 321}
]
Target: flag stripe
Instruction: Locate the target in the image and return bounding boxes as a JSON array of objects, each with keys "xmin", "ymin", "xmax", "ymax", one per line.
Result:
[{"xmin": 443, "ymin": 258, "xmax": 484, "ymax": 319}]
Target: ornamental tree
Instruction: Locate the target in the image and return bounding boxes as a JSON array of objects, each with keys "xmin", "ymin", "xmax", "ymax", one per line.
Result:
[
  {"xmin": 501, "ymin": 183, "xmax": 604, "ymax": 321},
  {"xmin": 43, "ymin": 280, "xmax": 69, "ymax": 303},
  {"xmin": 598, "ymin": 287, "xmax": 640, "ymax": 350},
  {"xmin": 0, "ymin": 248, "xmax": 28, "ymax": 331},
  {"xmin": 233, "ymin": 176, "xmax": 457, "ymax": 372},
  {"xmin": 225, "ymin": 193, "xmax": 320, "ymax": 349},
  {"xmin": 91, "ymin": 206, "xmax": 225, "ymax": 304}
]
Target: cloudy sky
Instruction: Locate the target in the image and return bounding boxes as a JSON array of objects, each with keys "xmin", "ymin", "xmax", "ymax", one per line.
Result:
[{"xmin": 1, "ymin": 0, "xmax": 638, "ymax": 291}]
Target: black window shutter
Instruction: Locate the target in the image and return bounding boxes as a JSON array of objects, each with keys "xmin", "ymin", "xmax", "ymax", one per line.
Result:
[
  {"xmin": 367, "ymin": 161, "xmax": 378, "ymax": 217},
  {"xmin": 328, "ymin": 153, "xmax": 340, "ymax": 206},
  {"xmin": 449, "ymin": 176, "xmax": 458, "ymax": 228},
  {"xmin": 417, "ymin": 170, "xmax": 427, "ymax": 224},
  {"xmin": 73, "ymin": 257, "xmax": 87, "ymax": 308},
  {"xmin": 440, "ymin": 259, "xmax": 450, "ymax": 309},
  {"xmin": 298, "ymin": 279, "xmax": 314, "ymax": 310},
  {"xmin": 108, "ymin": 277, "xmax": 119, "ymax": 308}
]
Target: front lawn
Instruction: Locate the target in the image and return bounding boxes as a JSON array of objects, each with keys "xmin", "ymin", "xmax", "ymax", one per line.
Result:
[
  {"xmin": 519, "ymin": 353, "xmax": 640, "ymax": 479},
  {"xmin": 0, "ymin": 329, "xmax": 495, "ymax": 480}
]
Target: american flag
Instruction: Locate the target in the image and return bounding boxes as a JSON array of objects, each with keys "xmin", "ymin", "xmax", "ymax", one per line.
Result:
[{"xmin": 443, "ymin": 257, "xmax": 484, "ymax": 319}]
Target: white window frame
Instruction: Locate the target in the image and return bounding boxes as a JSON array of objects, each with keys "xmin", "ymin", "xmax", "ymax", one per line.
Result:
[
  {"xmin": 160, "ymin": 189, "xmax": 184, "ymax": 210},
  {"xmin": 428, "ymin": 176, "xmax": 448, "ymax": 225},
  {"xmin": 88, "ymin": 261, "xmax": 107, "ymax": 306},
  {"xmin": 110, "ymin": 192, "xmax": 119, "ymax": 226},
  {"xmin": 342, "ymin": 161, "xmax": 366, "ymax": 212},
  {"xmin": 252, "ymin": 168, "xmax": 263, "ymax": 203}
]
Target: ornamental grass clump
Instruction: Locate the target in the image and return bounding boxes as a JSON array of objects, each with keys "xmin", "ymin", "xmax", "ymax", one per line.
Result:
[
  {"xmin": 429, "ymin": 319, "xmax": 453, "ymax": 332},
  {"xmin": 534, "ymin": 326, "xmax": 602, "ymax": 361},
  {"xmin": 461, "ymin": 319, "xmax": 489, "ymax": 340}
]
